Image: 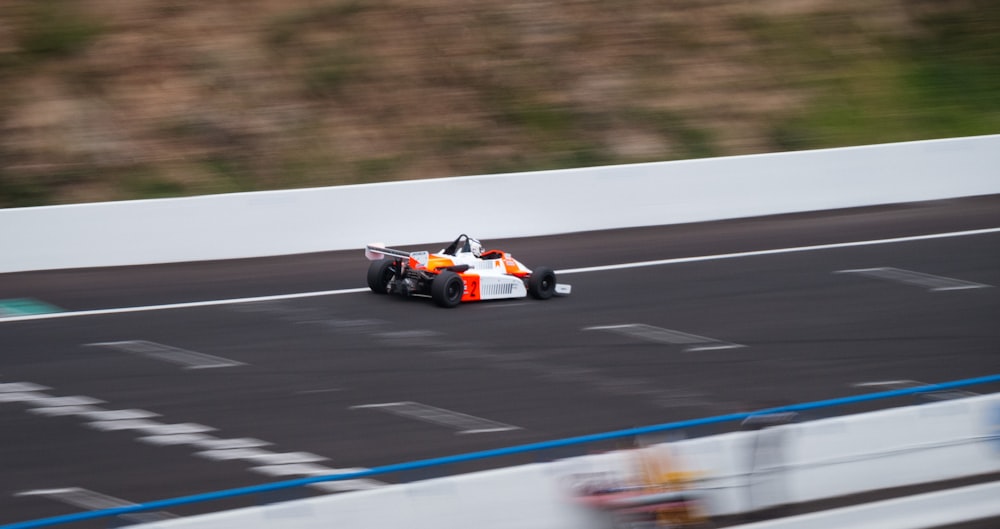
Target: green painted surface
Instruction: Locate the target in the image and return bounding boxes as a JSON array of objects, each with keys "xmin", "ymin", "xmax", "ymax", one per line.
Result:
[{"xmin": 0, "ymin": 298, "xmax": 64, "ymax": 317}]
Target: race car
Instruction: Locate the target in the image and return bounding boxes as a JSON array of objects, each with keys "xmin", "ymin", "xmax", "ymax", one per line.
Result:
[{"xmin": 364, "ymin": 234, "xmax": 570, "ymax": 307}]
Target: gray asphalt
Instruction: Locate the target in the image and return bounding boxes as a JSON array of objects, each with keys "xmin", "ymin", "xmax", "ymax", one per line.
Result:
[{"xmin": 1, "ymin": 195, "xmax": 998, "ymax": 527}]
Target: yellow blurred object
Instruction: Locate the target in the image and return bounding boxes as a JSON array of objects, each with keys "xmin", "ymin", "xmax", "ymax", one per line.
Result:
[{"xmin": 635, "ymin": 446, "xmax": 709, "ymax": 527}]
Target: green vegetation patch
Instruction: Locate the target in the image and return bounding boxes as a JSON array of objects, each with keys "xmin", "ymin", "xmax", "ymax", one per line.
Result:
[
  {"xmin": 768, "ymin": 3, "xmax": 1000, "ymax": 150},
  {"xmin": 265, "ymin": 1, "xmax": 376, "ymax": 48},
  {"xmin": 303, "ymin": 47, "xmax": 371, "ymax": 98},
  {"xmin": 16, "ymin": 0, "xmax": 105, "ymax": 58},
  {"xmin": 120, "ymin": 169, "xmax": 188, "ymax": 200},
  {"xmin": 0, "ymin": 168, "xmax": 96, "ymax": 208},
  {"xmin": 354, "ymin": 156, "xmax": 403, "ymax": 182}
]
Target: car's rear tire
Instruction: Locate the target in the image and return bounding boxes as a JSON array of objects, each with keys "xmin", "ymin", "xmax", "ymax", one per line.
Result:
[
  {"xmin": 367, "ymin": 259, "xmax": 395, "ymax": 294},
  {"xmin": 528, "ymin": 267, "xmax": 556, "ymax": 300},
  {"xmin": 431, "ymin": 271, "xmax": 464, "ymax": 308}
]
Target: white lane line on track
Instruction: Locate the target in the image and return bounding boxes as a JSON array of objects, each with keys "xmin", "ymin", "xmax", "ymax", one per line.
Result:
[
  {"xmin": 16, "ymin": 487, "xmax": 175, "ymax": 522},
  {"xmin": 584, "ymin": 324, "xmax": 743, "ymax": 351},
  {"xmin": 196, "ymin": 449, "xmax": 328, "ymax": 465},
  {"xmin": 852, "ymin": 379, "xmax": 980, "ymax": 398},
  {"xmin": 1, "ymin": 379, "xmax": 387, "ymax": 492},
  {"xmin": 28, "ymin": 405, "xmax": 105, "ymax": 416},
  {"xmin": 33, "ymin": 408, "xmax": 160, "ymax": 421},
  {"xmin": 852, "ymin": 380, "xmax": 914, "ymax": 387},
  {"xmin": 0, "ymin": 288, "xmax": 368, "ymax": 323},
  {"xmin": 248, "ymin": 464, "xmax": 385, "ymax": 491},
  {"xmin": 86, "ymin": 340, "xmax": 246, "ymax": 369},
  {"xmin": 834, "ymin": 267, "xmax": 991, "ymax": 291},
  {"xmin": 297, "ymin": 387, "xmax": 345, "ymax": 394},
  {"xmin": 557, "ymin": 227, "xmax": 1000, "ymax": 274},
  {"xmin": 140, "ymin": 435, "xmax": 273, "ymax": 450},
  {"xmin": 87, "ymin": 420, "xmax": 217, "ymax": 435},
  {"xmin": 1, "ymin": 227, "xmax": 997, "ymax": 323},
  {"xmin": 351, "ymin": 401, "xmax": 522, "ymax": 434},
  {"xmin": 0, "ymin": 393, "xmax": 104, "ymax": 405},
  {"xmin": 0, "ymin": 382, "xmax": 51, "ymax": 392}
]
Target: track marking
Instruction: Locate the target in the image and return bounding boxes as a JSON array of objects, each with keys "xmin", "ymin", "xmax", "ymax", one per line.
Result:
[
  {"xmin": 0, "ymin": 288, "xmax": 368, "ymax": 322},
  {"xmin": 197, "ymin": 449, "xmax": 327, "ymax": 465},
  {"xmin": 0, "ymin": 393, "xmax": 103, "ymax": 405},
  {"xmin": 585, "ymin": 324, "xmax": 743, "ymax": 351},
  {"xmin": 31, "ymin": 408, "xmax": 158, "ymax": 421},
  {"xmin": 138, "ymin": 433, "xmax": 217, "ymax": 446},
  {"xmin": 852, "ymin": 379, "xmax": 979, "ymax": 399},
  {"xmin": 351, "ymin": 401, "xmax": 522, "ymax": 434},
  {"xmin": 1, "ymin": 228, "xmax": 997, "ymax": 323},
  {"xmin": 834, "ymin": 267, "xmax": 991, "ymax": 291},
  {"xmin": 87, "ymin": 420, "xmax": 216, "ymax": 435},
  {"xmin": 15, "ymin": 488, "xmax": 174, "ymax": 523},
  {"xmin": 557, "ymin": 227, "xmax": 1000, "ymax": 274},
  {"xmin": 0, "ymin": 298, "xmax": 63, "ymax": 317},
  {"xmin": 308, "ymin": 476, "xmax": 385, "ymax": 492},
  {"xmin": 852, "ymin": 380, "xmax": 913, "ymax": 387},
  {"xmin": 248, "ymin": 464, "xmax": 385, "ymax": 491},
  {"xmin": 0, "ymin": 382, "xmax": 51, "ymax": 393},
  {"xmin": 139, "ymin": 435, "xmax": 272, "ymax": 450},
  {"xmin": 86, "ymin": 340, "xmax": 245, "ymax": 369},
  {"xmin": 28, "ymin": 405, "xmax": 104, "ymax": 417},
  {"xmin": 249, "ymin": 463, "xmax": 339, "ymax": 477},
  {"xmin": 0, "ymin": 378, "xmax": 386, "ymax": 492},
  {"xmin": 296, "ymin": 388, "xmax": 345, "ymax": 394}
]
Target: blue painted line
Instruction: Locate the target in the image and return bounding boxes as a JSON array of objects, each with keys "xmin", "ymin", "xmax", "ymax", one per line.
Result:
[
  {"xmin": 3, "ymin": 373, "xmax": 999, "ymax": 529},
  {"xmin": 0, "ymin": 299, "xmax": 63, "ymax": 318}
]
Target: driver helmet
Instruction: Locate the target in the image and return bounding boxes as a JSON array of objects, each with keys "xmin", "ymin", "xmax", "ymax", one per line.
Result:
[{"xmin": 467, "ymin": 237, "xmax": 483, "ymax": 257}]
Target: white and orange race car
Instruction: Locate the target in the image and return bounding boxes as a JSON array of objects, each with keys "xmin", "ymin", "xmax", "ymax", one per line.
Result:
[{"xmin": 365, "ymin": 234, "xmax": 570, "ymax": 307}]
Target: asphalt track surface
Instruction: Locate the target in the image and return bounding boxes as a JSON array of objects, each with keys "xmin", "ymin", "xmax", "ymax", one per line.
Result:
[{"xmin": 1, "ymin": 194, "xmax": 999, "ymax": 527}]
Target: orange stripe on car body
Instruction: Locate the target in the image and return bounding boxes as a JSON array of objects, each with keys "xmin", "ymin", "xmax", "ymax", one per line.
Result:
[
  {"xmin": 419, "ymin": 256, "xmax": 455, "ymax": 271},
  {"xmin": 504, "ymin": 257, "xmax": 529, "ymax": 276},
  {"xmin": 482, "ymin": 250, "xmax": 526, "ymax": 275}
]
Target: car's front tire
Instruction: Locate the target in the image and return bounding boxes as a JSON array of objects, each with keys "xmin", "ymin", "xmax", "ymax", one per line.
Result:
[
  {"xmin": 367, "ymin": 259, "xmax": 396, "ymax": 294},
  {"xmin": 528, "ymin": 267, "xmax": 556, "ymax": 299},
  {"xmin": 431, "ymin": 271, "xmax": 464, "ymax": 308}
]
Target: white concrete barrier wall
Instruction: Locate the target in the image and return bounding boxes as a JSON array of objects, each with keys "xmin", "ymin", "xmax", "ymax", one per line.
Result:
[
  {"xmin": 729, "ymin": 481, "xmax": 1000, "ymax": 529},
  {"xmin": 2, "ymin": 134, "xmax": 999, "ymax": 273},
  {"xmin": 139, "ymin": 393, "xmax": 1000, "ymax": 529},
  {"xmin": 783, "ymin": 397, "xmax": 997, "ymax": 505}
]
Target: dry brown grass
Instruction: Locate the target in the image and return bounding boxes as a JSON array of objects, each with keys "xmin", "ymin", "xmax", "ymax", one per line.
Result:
[{"xmin": 0, "ymin": 0, "xmax": 982, "ymax": 205}]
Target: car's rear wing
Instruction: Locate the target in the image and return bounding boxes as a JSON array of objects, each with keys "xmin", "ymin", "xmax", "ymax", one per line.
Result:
[
  {"xmin": 365, "ymin": 244, "xmax": 430, "ymax": 266},
  {"xmin": 365, "ymin": 243, "xmax": 410, "ymax": 261}
]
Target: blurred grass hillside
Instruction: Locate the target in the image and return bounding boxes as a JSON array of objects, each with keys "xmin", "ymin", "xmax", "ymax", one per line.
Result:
[{"xmin": 1, "ymin": 0, "xmax": 998, "ymax": 207}]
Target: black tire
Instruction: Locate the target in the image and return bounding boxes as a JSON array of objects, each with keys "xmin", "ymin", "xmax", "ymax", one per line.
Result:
[
  {"xmin": 367, "ymin": 259, "xmax": 395, "ymax": 294},
  {"xmin": 527, "ymin": 266, "xmax": 556, "ymax": 300},
  {"xmin": 431, "ymin": 271, "xmax": 464, "ymax": 308}
]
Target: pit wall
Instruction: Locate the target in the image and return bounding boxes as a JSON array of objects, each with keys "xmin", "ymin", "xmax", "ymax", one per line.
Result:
[
  {"xmin": 3, "ymin": 135, "xmax": 1000, "ymax": 273},
  {"xmin": 139, "ymin": 393, "xmax": 1000, "ymax": 529}
]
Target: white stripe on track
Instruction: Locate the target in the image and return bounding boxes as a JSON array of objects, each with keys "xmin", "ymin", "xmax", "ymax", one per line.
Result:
[
  {"xmin": 0, "ymin": 288, "xmax": 367, "ymax": 322},
  {"xmin": 557, "ymin": 227, "xmax": 1000, "ymax": 274},
  {"xmin": 2, "ymin": 227, "xmax": 997, "ymax": 323},
  {"xmin": 15, "ymin": 488, "xmax": 176, "ymax": 522}
]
